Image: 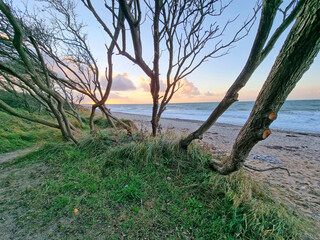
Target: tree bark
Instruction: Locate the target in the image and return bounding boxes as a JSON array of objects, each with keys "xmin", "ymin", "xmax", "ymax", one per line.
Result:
[
  {"xmin": 180, "ymin": 0, "xmax": 305, "ymax": 149},
  {"xmin": 150, "ymin": 0, "xmax": 161, "ymax": 136},
  {"xmin": 0, "ymin": 0, "xmax": 78, "ymax": 144},
  {"xmin": 211, "ymin": 0, "xmax": 320, "ymax": 174}
]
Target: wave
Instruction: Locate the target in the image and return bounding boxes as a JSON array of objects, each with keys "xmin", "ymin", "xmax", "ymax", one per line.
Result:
[{"xmin": 82, "ymin": 99, "xmax": 320, "ymax": 133}]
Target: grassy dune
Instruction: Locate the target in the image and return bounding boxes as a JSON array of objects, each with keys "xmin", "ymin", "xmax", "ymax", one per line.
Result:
[
  {"xmin": 0, "ymin": 115, "xmax": 312, "ymax": 239},
  {"xmin": 0, "ymin": 111, "xmax": 62, "ymax": 154}
]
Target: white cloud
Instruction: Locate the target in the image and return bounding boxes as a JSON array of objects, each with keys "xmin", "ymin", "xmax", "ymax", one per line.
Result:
[
  {"xmin": 179, "ymin": 78, "xmax": 200, "ymax": 95},
  {"xmin": 109, "ymin": 92, "xmax": 128, "ymax": 99},
  {"xmin": 204, "ymin": 91, "xmax": 215, "ymax": 96},
  {"xmin": 139, "ymin": 76, "xmax": 166, "ymax": 92},
  {"xmin": 112, "ymin": 73, "xmax": 136, "ymax": 91},
  {"xmin": 139, "ymin": 77, "xmax": 150, "ymax": 92}
]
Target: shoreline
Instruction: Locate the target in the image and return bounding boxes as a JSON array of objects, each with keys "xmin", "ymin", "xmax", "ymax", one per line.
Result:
[
  {"xmin": 112, "ymin": 111, "xmax": 320, "ymax": 228},
  {"xmin": 113, "ymin": 111, "xmax": 320, "ymax": 137}
]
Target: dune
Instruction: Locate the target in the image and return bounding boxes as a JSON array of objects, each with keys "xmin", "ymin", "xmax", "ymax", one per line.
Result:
[{"xmin": 113, "ymin": 111, "xmax": 320, "ymax": 228}]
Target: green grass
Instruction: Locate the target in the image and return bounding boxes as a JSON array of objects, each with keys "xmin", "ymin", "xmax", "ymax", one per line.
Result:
[
  {"xmin": 0, "ymin": 129, "xmax": 312, "ymax": 239},
  {"xmin": 0, "ymin": 111, "xmax": 62, "ymax": 153},
  {"xmin": 93, "ymin": 116, "xmax": 112, "ymax": 129},
  {"xmin": 0, "ymin": 90, "xmax": 41, "ymax": 111}
]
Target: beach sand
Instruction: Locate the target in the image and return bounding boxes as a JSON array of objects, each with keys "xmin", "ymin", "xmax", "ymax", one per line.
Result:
[{"xmin": 113, "ymin": 111, "xmax": 320, "ymax": 229}]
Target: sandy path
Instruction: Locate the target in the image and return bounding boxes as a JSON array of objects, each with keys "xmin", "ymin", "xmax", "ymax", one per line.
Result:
[
  {"xmin": 114, "ymin": 112, "xmax": 320, "ymax": 230},
  {"xmin": 0, "ymin": 147, "xmax": 38, "ymax": 165}
]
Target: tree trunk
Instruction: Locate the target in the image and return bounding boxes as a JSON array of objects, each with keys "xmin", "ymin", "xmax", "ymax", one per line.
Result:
[
  {"xmin": 0, "ymin": 0, "xmax": 78, "ymax": 144},
  {"xmin": 211, "ymin": 0, "xmax": 320, "ymax": 174},
  {"xmin": 150, "ymin": 1, "xmax": 161, "ymax": 137},
  {"xmin": 151, "ymin": 95, "xmax": 159, "ymax": 136},
  {"xmin": 180, "ymin": 0, "xmax": 305, "ymax": 149}
]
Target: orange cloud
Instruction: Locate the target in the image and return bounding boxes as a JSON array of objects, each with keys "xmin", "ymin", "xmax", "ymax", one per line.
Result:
[
  {"xmin": 179, "ymin": 78, "xmax": 200, "ymax": 95},
  {"xmin": 139, "ymin": 77, "xmax": 200, "ymax": 96},
  {"xmin": 139, "ymin": 77, "xmax": 150, "ymax": 91}
]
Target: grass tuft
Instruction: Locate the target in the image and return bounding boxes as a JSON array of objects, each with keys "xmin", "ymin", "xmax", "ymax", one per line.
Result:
[{"xmin": 93, "ymin": 117, "xmax": 112, "ymax": 129}]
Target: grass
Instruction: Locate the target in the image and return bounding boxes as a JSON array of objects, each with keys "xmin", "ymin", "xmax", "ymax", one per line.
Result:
[
  {"xmin": 0, "ymin": 129, "xmax": 312, "ymax": 239},
  {"xmin": 0, "ymin": 90, "xmax": 41, "ymax": 111},
  {"xmin": 0, "ymin": 111, "xmax": 62, "ymax": 153}
]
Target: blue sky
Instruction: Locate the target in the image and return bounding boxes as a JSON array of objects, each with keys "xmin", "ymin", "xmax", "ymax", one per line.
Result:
[{"xmin": 14, "ymin": 0, "xmax": 320, "ymax": 103}]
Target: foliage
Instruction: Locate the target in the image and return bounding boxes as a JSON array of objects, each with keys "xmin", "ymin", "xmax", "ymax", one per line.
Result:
[{"xmin": 0, "ymin": 130, "xmax": 311, "ymax": 239}]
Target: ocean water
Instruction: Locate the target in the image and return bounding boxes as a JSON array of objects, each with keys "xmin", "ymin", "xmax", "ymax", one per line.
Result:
[{"xmin": 102, "ymin": 100, "xmax": 320, "ymax": 134}]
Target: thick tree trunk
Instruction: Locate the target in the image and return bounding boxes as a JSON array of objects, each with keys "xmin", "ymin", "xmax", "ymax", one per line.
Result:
[
  {"xmin": 150, "ymin": 1, "xmax": 161, "ymax": 137},
  {"xmin": 151, "ymin": 110, "xmax": 159, "ymax": 136},
  {"xmin": 89, "ymin": 105, "xmax": 98, "ymax": 133},
  {"xmin": 180, "ymin": 0, "xmax": 304, "ymax": 149},
  {"xmin": 89, "ymin": 104, "xmax": 132, "ymax": 135},
  {"xmin": 89, "ymin": 104, "xmax": 116, "ymax": 133},
  {"xmin": 211, "ymin": 0, "xmax": 320, "ymax": 174}
]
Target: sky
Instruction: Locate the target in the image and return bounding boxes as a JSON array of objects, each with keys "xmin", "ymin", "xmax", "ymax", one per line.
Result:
[{"xmin": 14, "ymin": 0, "xmax": 320, "ymax": 104}]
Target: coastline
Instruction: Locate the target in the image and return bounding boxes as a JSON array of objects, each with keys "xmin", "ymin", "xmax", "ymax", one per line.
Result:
[
  {"xmin": 113, "ymin": 111, "xmax": 320, "ymax": 228},
  {"xmin": 114, "ymin": 111, "xmax": 320, "ymax": 136}
]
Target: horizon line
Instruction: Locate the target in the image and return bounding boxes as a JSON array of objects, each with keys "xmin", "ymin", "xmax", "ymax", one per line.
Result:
[{"xmin": 81, "ymin": 98, "xmax": 320, "ymax": 105}]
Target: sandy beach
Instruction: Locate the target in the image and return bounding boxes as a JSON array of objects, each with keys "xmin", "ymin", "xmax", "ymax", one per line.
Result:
[{"xmin": 113, "ymin": 111, "xmax": 320, "ymax": 229}]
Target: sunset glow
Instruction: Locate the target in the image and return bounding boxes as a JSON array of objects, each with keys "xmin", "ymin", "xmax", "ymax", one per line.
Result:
[{"xmin": 15, "ymin": 0, "xmax": 320, "ymax": 106}]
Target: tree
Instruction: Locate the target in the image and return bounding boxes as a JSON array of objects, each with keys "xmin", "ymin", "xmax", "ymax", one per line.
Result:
[
  {"xmin": 83, "ymin": 0, "xmax": 259, "ymax": 136},
  {"xmin": 0, "ymin": 0, "xmax": 78, "ymax": 143},
  {"xmin": 30, "ymin": 0, "xmax": 131, "ymax": 134},
  {"xmin": 180, "ymin": 0, "xmax": 306, "ymax": 149},
  {"xmin": 210, "ymin": 0, "xmax": 320, "ymax": 174}
]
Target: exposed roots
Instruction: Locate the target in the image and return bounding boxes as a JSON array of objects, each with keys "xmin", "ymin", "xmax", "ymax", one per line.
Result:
[{"xmin": 244, "ymin": 164, "xmax": 291, "ymax": 176}]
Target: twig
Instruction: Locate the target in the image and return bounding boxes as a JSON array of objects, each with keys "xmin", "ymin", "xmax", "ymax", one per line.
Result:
[{"xmin": 244, "ymin": 164, "xmax": 291, "ymax": 176}]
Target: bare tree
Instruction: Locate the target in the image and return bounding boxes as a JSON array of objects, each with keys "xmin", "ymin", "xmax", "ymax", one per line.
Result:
[
  {"xmin": 0, "ymin": 0, "xmax": 78, "ymax": 143},
  {"xmin": 56, "ymin": 82, "xmax": 84, "ymax": 126},
  {"xmin": 180, "ymin": 0, "xmax": 306, "ymax": 149},
  {"xmin": 0, "ymin": 76, "xmax": 39, "ymax": 112},
  {"xmin": 31, "ymin": 0, "xmax": 131, "ymax": 133},
  {"xmin": 210, "ymin": 0, "xmax": 320, "ymax": 174},
  {"xmin": 83, "ymin": 0, "xmax": 259, "ymax": 136}
]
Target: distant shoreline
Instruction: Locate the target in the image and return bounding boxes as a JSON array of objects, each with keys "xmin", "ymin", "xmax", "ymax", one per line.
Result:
[
  {"xmin": 84, "ymin": 100, "xmax": 320, "ymax": 134},
  {"xmin": 111, "ymin": 111, "xmax": 320, "ymax": 137},
  {"xmin": 83, "ymin": 98, "xmax": 320, "ymax": 106}
]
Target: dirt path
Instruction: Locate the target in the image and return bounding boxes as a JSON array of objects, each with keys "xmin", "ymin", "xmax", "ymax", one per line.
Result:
[
  {"xmin": 0, "ymin": 148, "xmax": 46, "ymax": 240},
  {"xmin": 0, "ymin": 147, "xmax": 39, "ymax": 164}
]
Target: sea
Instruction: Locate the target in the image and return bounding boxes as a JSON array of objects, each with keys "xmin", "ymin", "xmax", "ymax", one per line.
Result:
[{"xmin": 100, "ymin": 100, "xmax": 320, "ymax": 134}]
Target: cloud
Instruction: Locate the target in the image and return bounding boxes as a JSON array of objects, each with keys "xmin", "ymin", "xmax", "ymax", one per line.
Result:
[
  {"xmin": 139, "ymin": 77, "xmax": 166, "ymax": 92},
  {"xmin": 204, "ymin": 91, "xmax": 215, "ymax": 96},
  {"xmin": 179, "ymin": 78, "xmax": 200, "ymax": 95},
  {"xmin": 139, "ymin": 77, "xmax": 150, "ymax": 92},
  {"xmin": 139, "ymin": 77, "xmax": 200, "ymax": 97},
  {"xmin": 112, "ymin": 73, "xmax": 136, "ymax": 91},
  {"xmin": 109, "ymin": 92, "xmax": 128, "ymax": 99}
]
